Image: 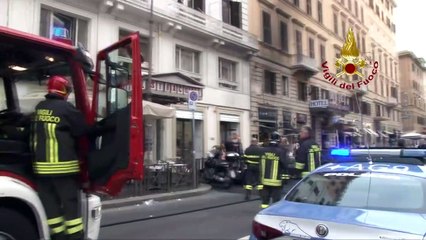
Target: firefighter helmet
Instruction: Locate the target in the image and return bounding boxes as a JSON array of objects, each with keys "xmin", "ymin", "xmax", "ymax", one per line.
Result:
[
  {"xmin": 270, "ymin": 131, "xmax": 281, "ymax": 142},
  {"xmin": 47, "ymin": 75, "xmax": 72, "ymax": 98}
]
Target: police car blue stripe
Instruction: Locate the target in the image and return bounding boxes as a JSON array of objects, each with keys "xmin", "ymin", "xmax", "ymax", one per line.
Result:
[
  {"xmin": 260, "ymin": 201, "xmax": 426, "ymax": 235},
  {"xmin": 315, "ymin": 162, "xmax": 425, "ymax": 175}
]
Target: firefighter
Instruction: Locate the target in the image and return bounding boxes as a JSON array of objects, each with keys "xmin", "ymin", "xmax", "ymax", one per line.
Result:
[
  {"xmin": 31, "ymin": 76, "xmax": 90, "ymax": 240},
  {"xmin": 294, "ymin": 126, "xmax": 321, "ymax": 178},
  {"xmin": 259, "ymin": 131, "xmax": 289, "ymax": 209},
  {"xmin": 243, "ymin": 137, "xmax": 263, "ymax": 201}
]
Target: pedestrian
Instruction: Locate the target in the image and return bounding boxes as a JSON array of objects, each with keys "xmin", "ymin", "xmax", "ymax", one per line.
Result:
[
  {"xmin": 30, "ymin": 76, "xmax": 98, "ymax": 240},
  {"xmin": 259, "ymin": 131, "xmax": 289, "ymax": 209},
  {"xmin": 242, "ymin": 138, "xmax": 263, "ymax": 201},
  {"xmin": 294, "ymin": 126, "xmax": 321, "ymax": 179}
]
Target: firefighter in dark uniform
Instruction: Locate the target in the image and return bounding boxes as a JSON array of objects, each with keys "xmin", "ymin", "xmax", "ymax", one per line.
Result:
[
  {"xmin": 31, "ymin": 76, "xmax": 89, "ymax": 240},
  {"xmin": 294, "ymin": 126, "xmax": 321, "ymax": 178},
  {"xmin": 259, "ymin": 131, "xmax": 289, "ymax": 209},
  {"xmin": 243, "ymin": 138, "xmax": 263, "ymax": 201}
]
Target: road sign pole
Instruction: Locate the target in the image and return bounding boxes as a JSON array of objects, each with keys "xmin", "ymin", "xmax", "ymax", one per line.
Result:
[{"xmin": 192, "ymin": 108, "xmax": 196, "ymax": 188}]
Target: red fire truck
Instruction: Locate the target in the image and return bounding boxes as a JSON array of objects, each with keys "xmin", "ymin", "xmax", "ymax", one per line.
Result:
[{"xmin": 0, "ymin": 26, "xmax": 144, "ymax": 239}]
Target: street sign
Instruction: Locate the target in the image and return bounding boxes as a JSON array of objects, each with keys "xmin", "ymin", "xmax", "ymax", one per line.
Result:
[{"xmin": 188, "ymin": 91, "xmax": 198, "ymax": 110}]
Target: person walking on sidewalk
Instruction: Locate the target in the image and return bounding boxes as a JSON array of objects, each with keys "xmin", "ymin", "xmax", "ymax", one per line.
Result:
[
  {"xmin": 242, "ymin": 138, "xmax": 263, "ymax": 201},
  {"xmin": 294, "ymin": 126, "xmax": 321, "ymax": 179},
  {"xmin": 259, "ymin": 132, "xmax": 289, "ymax": 209}
]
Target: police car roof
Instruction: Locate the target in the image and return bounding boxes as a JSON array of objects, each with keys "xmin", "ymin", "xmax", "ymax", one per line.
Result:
[
  {"xmin": 319, "ymin": 148, "xmax": 426, "ymax": 177},
  {"xmin": 314, "ymin": 162, "xmax": 426, "ymax": 178}
]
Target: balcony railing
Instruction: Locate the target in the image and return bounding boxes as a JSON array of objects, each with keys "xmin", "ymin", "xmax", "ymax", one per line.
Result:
[
  {"xmin": 387, "ymin": 96, "xmax": 398, "ymax": 107},
  {"xmin": 290, "ymin": 54, "xmax": 319, "ymax": 76},
  {"xmin": 118, "ymin": 0, "xmax": 258, "ymax": 49}
]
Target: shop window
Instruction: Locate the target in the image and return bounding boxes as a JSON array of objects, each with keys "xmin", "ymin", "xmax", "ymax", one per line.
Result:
[
  {"xmin": 175, "ymin": 45, "xmax": 200, "ymax": 75},
  {"xmin": 222, "ymin": 0, "xmax": 242, "ymax": 28},
  {"xmin": 40, "ymin": 7, "xmax": 88, "ymax": 47},
  {"xmin": 264, "ymin": 70, "xmax": 276, "ymax": 95},
  {"xmin": 176, "ymin": 118, "xmax": 204, "ymax": 161}
]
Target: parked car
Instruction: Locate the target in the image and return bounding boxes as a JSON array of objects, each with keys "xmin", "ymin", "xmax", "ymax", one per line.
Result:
[{"xmin": 249, "ymin": 148, "xmax": 426, "ymax": 240}]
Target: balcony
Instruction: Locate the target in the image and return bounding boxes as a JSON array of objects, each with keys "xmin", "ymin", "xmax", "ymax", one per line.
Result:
[
  {"xmin": 117, "ymin": 0, "xmax": 258, "ymax": 51},
  {"xmin": 353, "ymin": 84, "xmax": 368, "ymax": 96},
  {"xmin": 290, "ymin": 54, "xmax": 319, "ymax": 78},
  {"xmin": 386, "ymin": 96, "xmax": 398, "ymax": 107}
]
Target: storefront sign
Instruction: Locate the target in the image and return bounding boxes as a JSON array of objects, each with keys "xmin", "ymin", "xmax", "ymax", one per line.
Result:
[
  {"xmin": 142, "ymin": 79, "xmax": 203, "ymax": 100},
  {"xmin": 258, "ymin": 108, "xmax": 277, "ymax": 121},
  {"xmin": 309, "ymin": 99, "xmax": 350, "ymax": 112}
]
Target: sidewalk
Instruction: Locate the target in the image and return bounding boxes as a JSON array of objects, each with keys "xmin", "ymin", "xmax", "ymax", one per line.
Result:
[{"xmin": 101, "ymin": 183, "xmax": 212, "ymax": 209}]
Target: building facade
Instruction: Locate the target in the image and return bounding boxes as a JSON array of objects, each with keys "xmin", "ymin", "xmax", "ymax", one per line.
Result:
[
  {"xmin": 0, "ymin": 0, "xmax": 258, "ymax": 164},
  {"xmin": 248, "ymin": 0, "xmax": 400, "ymax": 148},
  {"xmin": 398, "ymin": 51, "xmax": 426, "ymax": 133}
]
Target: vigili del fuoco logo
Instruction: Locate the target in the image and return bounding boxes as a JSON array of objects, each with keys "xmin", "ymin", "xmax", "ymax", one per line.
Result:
[{"xmin": 321, "ymin": 28, "xmax": 379, "ymax": 90}]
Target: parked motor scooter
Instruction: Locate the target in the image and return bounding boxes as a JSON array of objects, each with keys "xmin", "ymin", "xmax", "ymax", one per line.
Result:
[
  {"xmin": 201, "ymin": 146, "xmax": 232, "ymax": 189},
  {"xmin": 224, "ymin": 152, "xmax": 246, "ymax": 184}
]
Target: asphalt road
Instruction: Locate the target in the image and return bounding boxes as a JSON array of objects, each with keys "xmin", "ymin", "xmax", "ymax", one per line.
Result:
[{"xmin": 99, "ymin": 187, "xmax": 262, "ymax": 240}]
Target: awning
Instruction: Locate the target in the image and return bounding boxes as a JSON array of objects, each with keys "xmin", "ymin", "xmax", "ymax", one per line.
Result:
[
  {"xmin": 143, "ymin": 101, "xmax": 175, "ymax": 119},
  {"xmin": 364, "ymin": 128, "xmax": 379, "ymax": 137}
]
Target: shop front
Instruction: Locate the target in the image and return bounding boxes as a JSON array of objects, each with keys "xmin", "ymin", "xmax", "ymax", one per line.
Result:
[
  {"xmin": 258, "ymin": 107, "xmax": 278, "ymax": 144},
  {"xmin": 219, "ymin": 114, "xmax": 240, "ymax": 144}
]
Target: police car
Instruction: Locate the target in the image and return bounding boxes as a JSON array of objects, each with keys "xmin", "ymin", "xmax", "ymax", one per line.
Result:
[{"xmin": 249, "ymin": 148, "xmax": 426, "ymax": 240}]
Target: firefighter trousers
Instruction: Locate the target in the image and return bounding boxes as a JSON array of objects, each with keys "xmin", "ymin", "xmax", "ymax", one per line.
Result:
[
  {"xmin": 37, "ymin": 175, "xmax": 84, "ymax": 240},
  {"xmin": 243, "ymin": 164, "xmax": 262, "ymax": 190},
  {"xmin": 260, "ymin": 185, "xmax": 282, "ymax": 209}
]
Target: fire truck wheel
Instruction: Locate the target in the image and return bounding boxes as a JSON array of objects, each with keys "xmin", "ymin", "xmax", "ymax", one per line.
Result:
[{"xmin": 0, "ymin": 207, "xmax": 38, "ymax": 240}]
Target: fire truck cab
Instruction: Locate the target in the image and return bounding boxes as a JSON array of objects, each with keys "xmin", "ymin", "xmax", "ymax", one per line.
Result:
[{"xmin": 0, "ymin": 26, "xmax": 144, "ymax": 239}]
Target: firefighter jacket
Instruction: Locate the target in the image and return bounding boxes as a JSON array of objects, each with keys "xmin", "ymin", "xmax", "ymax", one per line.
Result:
[
  {"xmin": 31, "ymin": 94, "xmax": 89, "ymax": 176},
  {"xmin": 243, "ymin": 144, "xmax": 262, "ymax": 165},
  {"xmin": 295, "ymin": 138, "xmax": 321, "ymax": 178},
  {"xmin": 259, "ymin": 143, "xmax": 289, "ymax": 187}
]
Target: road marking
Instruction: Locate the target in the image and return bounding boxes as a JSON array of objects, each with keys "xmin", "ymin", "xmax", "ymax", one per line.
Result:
[{"xmin": 238, "ymin": 235, "xmax": 250, "ymax": 240}]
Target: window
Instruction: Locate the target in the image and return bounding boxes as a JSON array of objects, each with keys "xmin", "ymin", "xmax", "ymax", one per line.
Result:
[
  {"xmin": 307, "ymin": 0, "xmax": 312, "ymax": 15},
  {"xmin": 348, "ymin": 0, "xmax": 352, "ymax": 11},
  {"xmin": 264, "ymin": 70, "xmax": 276, "ymax": 95},
  {"xmin": 412, "ymin": 63, "xmax": 416, "ymax": 72},
  {"xmin": 341, "ymin": 20, "xmax": 346, "ymax": 39},
  {"xmin": 280, "ymin": 21, "xmax": 289, "ymax": 52},
  {"xmin": 418, "ymin": 117, "xmax": 424, "ymax": 125},
  {"xmin": 262, "ymin": 11, "xmax": 272, "ymax": 44},
  {"xmin": 375, "ymin": 5, "xmax": 380, "ymax": 16},
  {"xmin": 361, "ymin": 7, "xmax": 364, "ymax": 23},
  {"xmin": 40, "ymin": 7, "xmax": 88, "ymax": 47},
  {"xmin": 321, "ymin": 89, "xmax": 329, "ymax": 99},
  {"xmin": 335, "ymin": 48, "xmax": 340, "ymax": 58},
  {"xmin": 294, "ymin": 0, "xmax": 299, "ymax": 7},
  {"xmin": 296, "ymin": 30, "xmax": 302, "ymax": 55},
  {"xmin": 369, "ymin": 0, "xmax": 374, "ymax": 8},
  {"xmin": 179, "ymin": 0, "xmax": 205, "ymax": 12},
  {"xmin": 381, "ymin": 80, "xmax": 384, "ymax": 96},
  {"xmin": 333, "ymin": 13, "xmax": 339, "ymax": 34},
  {"xmin": 311, "ymin": 86, "xmax": 319, "ymax": 100},
  {"xmin": 318, "ymin": 1, "xmax": 323, "ymax": 23},
  {"xmin": 309, "ymin": 38, "xmax": 315, "ymax": 58},
  {"xmin": 218, "ymin": 58, "xmax": 237, "ymax": 83},
  {"xmin": 376, "ymin": 104, "xmax": 381, "ymax": 117},
  {"xmin": 119, "ymin": 29, "xmax": 149, "ymax": 66},
  {"xmin": 298, "ymin": 82, "xmax": 307, "ymax": 101},
  {"xmin": 286, "ymin": 172, "xmax": 426, "ymax": 213},
  {"xmin": 391, "ymin": 87, "xmax": 397, "ymax": 98},
  {"xmin": 320, "ymin": 44, "xmax": 326, "ymax": 62},
  {"xmin": 222, "ymin": 0, "xmax": 241, "ymax": 28},
  {"xmin": 355, "ymin": 1, "xmax": 358, "ymax": 17},
  {"xmin": 282, "ymin": 76, "xmax": 289, "ymax": 96},
  {"xmin": 361, "ymin": 37, "xmax": 366, "ymax": 53},
  {"xmin": 175, "ymin": 45, "xmax": 200, "ymax": 74}
]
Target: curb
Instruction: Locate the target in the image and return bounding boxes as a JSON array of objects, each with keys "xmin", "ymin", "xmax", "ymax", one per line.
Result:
[{"xmin": 101, "ymin": 184, "xmax": 212, "ymax": 209}]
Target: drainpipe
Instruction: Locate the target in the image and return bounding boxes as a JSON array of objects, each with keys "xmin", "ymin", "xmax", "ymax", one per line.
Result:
[{"xmin": 146, "ymin": 0, "xmax": 154, "ymax": 101}]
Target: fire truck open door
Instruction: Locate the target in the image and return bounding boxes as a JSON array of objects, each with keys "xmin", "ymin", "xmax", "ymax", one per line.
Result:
[{"xmin": 88, "ymin": 32, "xmax": 144, "ymax": 196}]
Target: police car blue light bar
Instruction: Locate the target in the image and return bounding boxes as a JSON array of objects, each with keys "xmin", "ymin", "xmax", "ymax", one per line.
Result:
[{"xmin": 330, "ymin": 149, "xmax": 350, "ymax": 157}]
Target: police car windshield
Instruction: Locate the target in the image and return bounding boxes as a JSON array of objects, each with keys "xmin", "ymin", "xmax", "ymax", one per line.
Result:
[{"xmin": 285, "ymin": 172, "xmax": 426, "ymax": 214}]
